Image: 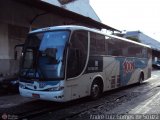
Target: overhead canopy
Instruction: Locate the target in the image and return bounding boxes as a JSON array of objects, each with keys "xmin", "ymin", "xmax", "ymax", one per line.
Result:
[{"xmin": 14, "ymin": 0, "xmax": 120, "ymax": 32}]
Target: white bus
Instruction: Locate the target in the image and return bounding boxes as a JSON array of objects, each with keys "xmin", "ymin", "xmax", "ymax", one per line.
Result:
[{"xmin": 19, "ymin": 25, "xmax": 152, "ymax": 102}]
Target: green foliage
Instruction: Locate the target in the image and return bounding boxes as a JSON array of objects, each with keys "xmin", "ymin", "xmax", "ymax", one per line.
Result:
[{"xmin": 126, "ymin": 37, "xmax": 140, "ymax": 43}]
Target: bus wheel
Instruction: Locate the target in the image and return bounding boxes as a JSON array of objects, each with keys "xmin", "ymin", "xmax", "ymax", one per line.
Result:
[
  {"xmin": 90, "ymin": 81, "xmax": 102, "ymax": 100},
  {"xmin": 138, "ymin": 73, "xmax": 144, "ymax": 84}
]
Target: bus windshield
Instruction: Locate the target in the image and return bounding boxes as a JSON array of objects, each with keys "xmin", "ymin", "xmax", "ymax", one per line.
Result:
[{"xmin": 20, "ymin": 30, "xmax": 70, "ymax": 80}]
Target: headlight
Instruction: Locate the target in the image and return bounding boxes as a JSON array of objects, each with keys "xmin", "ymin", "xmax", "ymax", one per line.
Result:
[
  {"xmin": 48, "ymin": 86, "xmax": 64, "ymax": 91},
  {"xmin": 157, "ymin": 64, "xmax": 160, "ymax": 67},
  {"xmin": 11, "ymin": 80, "xmax": 19, "ymax": 84}
]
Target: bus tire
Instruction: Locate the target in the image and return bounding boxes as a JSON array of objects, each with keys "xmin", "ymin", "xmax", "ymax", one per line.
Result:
[
  {"xmin": 90, "ymin": 79, "xmax": 103, "ymax": 100},
  {"xmin": 138, "ymin": 72, "xmax": 144, "ymax": 84}
]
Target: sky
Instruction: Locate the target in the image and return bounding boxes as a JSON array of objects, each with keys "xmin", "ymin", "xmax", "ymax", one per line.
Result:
[{"xmin": 90, "ymin": 0, "xmax": 160, "ymax": 42}]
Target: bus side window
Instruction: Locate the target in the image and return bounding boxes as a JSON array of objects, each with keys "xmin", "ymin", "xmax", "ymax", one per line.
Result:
[
  {"xmin": 67, "ymin": 30, "xmax": 88, "ymax": 78},
  {"xmin": 107, "ymin": 38, "xmax": 123, "ymax": 56},
  {"xmin": 90, "ymin": 32, "xmax": 106, "ymax": 55}
]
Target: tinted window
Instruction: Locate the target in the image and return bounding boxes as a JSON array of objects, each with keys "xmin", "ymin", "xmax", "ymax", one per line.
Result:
[
  {"xmin": 106, "ymin": 37, "xmax": 146, "ymax": 58},
  {"xmin": 128, "ymin": 45, "xmax": 140, "ymax": 57},
  {"xmin": 107, "ymin": 38, "xmax": 124, "ymax": 56},
  {"xmin": 90, "ymin": 32, "xmax": 106, "ymax": 55},
  {"xmin": 67, "ymin": 30, "xmax": 88, "ymax": 78},
  {"xmin": 90, "ymin": 32, "xmax": 147, "ymax": 58}
]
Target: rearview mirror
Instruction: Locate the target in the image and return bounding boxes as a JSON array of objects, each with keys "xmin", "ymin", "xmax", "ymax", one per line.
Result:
[{"xmin": 14, "ymin": 44, "xmax": 24, "ymax": 60}]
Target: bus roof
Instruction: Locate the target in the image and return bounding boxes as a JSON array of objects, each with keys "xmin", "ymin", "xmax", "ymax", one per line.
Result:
[{"xmin": 30, "ymin": 25, "xmax": 151, "ymax": 48}]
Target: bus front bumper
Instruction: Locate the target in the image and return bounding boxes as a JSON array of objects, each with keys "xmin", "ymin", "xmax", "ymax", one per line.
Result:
[{"xmin": 19, "ymin": 87, "xmax": 65, "ymax": 102}]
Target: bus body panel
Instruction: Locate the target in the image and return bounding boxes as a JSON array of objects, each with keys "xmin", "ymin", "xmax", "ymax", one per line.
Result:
[
  {"xmin": 62, "ymin": 56, "xmax": 151, "ymax": 101},
  {"xmin": 66, "ymin": 74, "xmax": 91, "ymax": 100},
  {"xmin": 19, "ymin": 25, "xmax": 152, "ymax": 102}
]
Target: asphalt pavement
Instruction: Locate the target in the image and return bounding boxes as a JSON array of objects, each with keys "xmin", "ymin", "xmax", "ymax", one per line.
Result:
[{"xmin": 1, "ymin": 70, "xmax": 160, "ymax": 120}]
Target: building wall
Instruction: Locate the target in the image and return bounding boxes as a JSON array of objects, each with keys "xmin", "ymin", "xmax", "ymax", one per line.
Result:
[
  {"xmin": 0, "ymin": 23, "xmax": 10, "ymax": 75},
  {"xmin": 0, "ymin": 0, "xmax": 76, "ymax": 76},
  {"xmin": 0, "ymin": 23, "xmax": 9, "ymax": 59},
  {"xmin": 0, "ymin": 0, "xmax": 101, "ymax": 76}
]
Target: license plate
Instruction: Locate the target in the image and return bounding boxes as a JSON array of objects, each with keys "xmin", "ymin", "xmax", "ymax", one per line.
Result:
[{"xmin": 32, "ymin": 93, "xmax": 40, "ymax": 98}]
